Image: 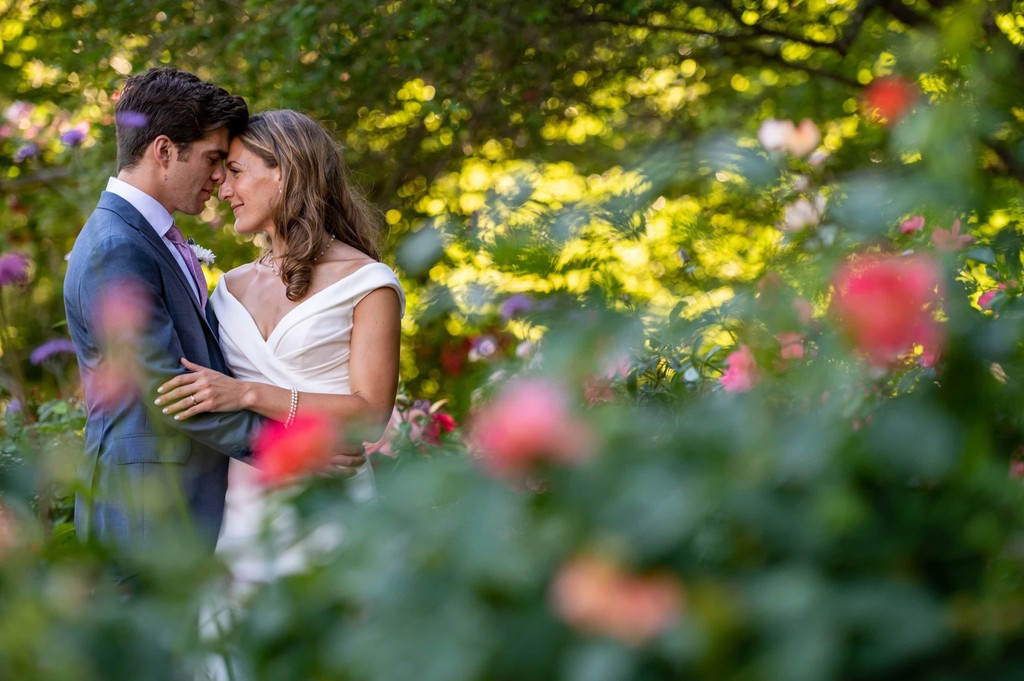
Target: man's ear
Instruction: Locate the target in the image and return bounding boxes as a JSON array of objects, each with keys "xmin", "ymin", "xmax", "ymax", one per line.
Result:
[{"xmin": 151, "ymin": 135, "xmax": 174, "ymax": 169}]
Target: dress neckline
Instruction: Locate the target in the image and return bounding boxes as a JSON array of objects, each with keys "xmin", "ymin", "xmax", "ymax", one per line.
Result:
[{"xmin": 221, "ymin": 261, "xmax": 380, "ymax": 343}]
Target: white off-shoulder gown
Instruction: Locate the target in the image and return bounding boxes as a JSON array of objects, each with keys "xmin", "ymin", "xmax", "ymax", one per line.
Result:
[{"xmin": 211, "ymin": 261, "xmax": 405, "ymax": 583}]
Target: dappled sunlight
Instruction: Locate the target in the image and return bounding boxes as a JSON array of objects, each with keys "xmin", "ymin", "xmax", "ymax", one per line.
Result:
[{"xmin": 3, "ymin": 1, "xmax": 1024, "ymax": 678}]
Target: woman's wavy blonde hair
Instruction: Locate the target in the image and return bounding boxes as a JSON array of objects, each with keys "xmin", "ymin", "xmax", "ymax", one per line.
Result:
[{"xmin": 240, "ymin": 109, "xmax": 382, "ymax": 301}]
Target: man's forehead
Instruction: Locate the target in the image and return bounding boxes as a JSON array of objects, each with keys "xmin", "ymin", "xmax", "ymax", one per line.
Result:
[{"xmin": 195, "ymin": 128, "xmax": 230, "ymax": 154}]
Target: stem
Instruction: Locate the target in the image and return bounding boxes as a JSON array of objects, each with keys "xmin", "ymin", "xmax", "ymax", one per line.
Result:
[{"xmin": 0, "ymin": 292, "xmax": 33, "ymax": 424}]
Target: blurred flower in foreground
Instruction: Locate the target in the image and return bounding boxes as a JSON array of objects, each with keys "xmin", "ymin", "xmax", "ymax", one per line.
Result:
[
  {"xmin": 550, "ymin": 554, "xmax": 685, "ymax": 646},
  {"xmin": 863, "ymin": 75, "xmax": 916, "ymax": 126},
  {"xmin": 720, "ymin": 345, "xmax": 758, "ymax": 393},
  {"xmin": 978, "ymin": 286, "xmax": 1001, "ymax": 310},
  {"xmin": 978, "ymin": 282, "xmax": 1013, "ymax": 311},
  {"xmin": 30, "ymin": 338, "xmax": 77, "ymax": 365},
  {"xmin": 931, "ymin": 219, "xmax": 974, "ymax": 252},
  {"xmin": 757, "ymin": 118, "xmax": 820, "ymax": 157},
  {"xmin": 88, "ymin": 360, "xmax": 142, "ymax": 412},
  {"xmin": 777, "ymin": 332, "xmax": 806, "ymax": 360},
  {"xmin": 253, "ymin": 412, "xmax": 340, "ymax": 485},
  {"xmin": 470, "ymin": 378, "xmax": 593, "ymax": 477},
  {"xmin": 115, "ymin": 111, "xmax": 148, "ymax": 128},
  {"xmin": 95, "ymin": 280, "xmax": 150, "ymax": 342},
  {"xmin": 0, "ymin": 252, "xmax": 30, "ymax": 288},
  {"xmin": 831, "ymin": 254, "xmax": 944, "ymax": 366},
  {"xmin": 901, "ymin": 215, "xmax": 925, "ymax": 235}
]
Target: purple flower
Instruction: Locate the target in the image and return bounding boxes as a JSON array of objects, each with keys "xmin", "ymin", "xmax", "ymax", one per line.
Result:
[
  {"xmin": 115, "ymin": 111, "xmax": 148, "ymax": 128},
  {"xmin": 60, "ymin": 129, "xmax": 86, "ymax": 147},
  {"xmin": 30, "ymin": 338, "xmax": 76, "ymax": 365},
  {"xmin": 13, "ymin": 143, "xmax": 37, "ymax": 162},
  {"xmin": 500, "ymin": 294, "xmax": 534, "ymax": 321},
  {"xmin": 0, "ymin": 253, "xmax": 30, "ymax": 288},
  {"xmin": 5, "ymin": 399, "xmax": 20, "ymax": 416}
]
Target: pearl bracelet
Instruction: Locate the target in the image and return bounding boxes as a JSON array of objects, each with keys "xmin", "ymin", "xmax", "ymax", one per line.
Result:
[{"xmin": 284, "ymin": 387, "xmax": 299, "ymax": 428}]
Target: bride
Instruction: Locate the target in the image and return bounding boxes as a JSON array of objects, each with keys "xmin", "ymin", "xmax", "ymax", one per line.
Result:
[{"xmin": 154, "ymin": 109, "xmax": 404, "ymax": 581}]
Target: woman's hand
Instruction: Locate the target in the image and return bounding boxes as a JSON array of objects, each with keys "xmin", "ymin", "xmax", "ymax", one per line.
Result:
[{"xmin": 155, "ymin": 358, "xmax": 246, "ymax": 420}]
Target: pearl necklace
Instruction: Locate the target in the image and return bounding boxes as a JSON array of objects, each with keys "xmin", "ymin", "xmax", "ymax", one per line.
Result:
[
  {"xmin": 313, "ymin": 235, "xmax": 335, "ymax": 262},
  {"xmin": 269, "ymin": 235, "xmax": 335, "ymax": 275}
]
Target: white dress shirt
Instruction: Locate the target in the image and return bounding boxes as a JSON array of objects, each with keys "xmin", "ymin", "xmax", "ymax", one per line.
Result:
[{"xmin": 105, "ymin": 177, "xmax": 202, "ymax": 300}]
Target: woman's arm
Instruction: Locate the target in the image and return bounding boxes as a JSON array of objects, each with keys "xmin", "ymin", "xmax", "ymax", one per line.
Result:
[{"xmin": 156, "ymin": 286, "xmax": 402, "ymax": 443}]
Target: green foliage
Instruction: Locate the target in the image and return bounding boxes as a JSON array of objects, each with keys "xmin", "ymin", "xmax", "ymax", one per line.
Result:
[{"xmin": 2, "ymin": 0, "xmax": 1024, "ymax": 679}]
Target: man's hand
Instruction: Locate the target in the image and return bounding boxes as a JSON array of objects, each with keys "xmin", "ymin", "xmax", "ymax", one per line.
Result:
[{"xmin": 329, "ymin": 444, "xmax": 367, "ymax": 478}]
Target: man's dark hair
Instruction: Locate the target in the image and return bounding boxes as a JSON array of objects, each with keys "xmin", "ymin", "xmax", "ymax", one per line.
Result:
[{"xmin": 114, "ymin": 67, "xmax": 248, "ymax": 171}]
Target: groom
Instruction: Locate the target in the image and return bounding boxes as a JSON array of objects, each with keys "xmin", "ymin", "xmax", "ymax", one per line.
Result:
[{"xmin": 64, "ymin": 68, "xmax": 361, "ymax": 556}]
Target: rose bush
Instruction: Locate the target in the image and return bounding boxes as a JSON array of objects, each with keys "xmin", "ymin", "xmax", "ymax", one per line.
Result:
[{"xmin": 1, "ymin": 1, "xmax": 1024, "ymax": 680}]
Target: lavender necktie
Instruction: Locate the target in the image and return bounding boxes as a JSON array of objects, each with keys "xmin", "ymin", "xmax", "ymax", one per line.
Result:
[{"xmin": 165, "ymin": 224, "xmax": 208, "ymax": 308}]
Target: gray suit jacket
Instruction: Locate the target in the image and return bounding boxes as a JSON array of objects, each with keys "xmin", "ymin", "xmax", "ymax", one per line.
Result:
[{"xmin": 64, "ymin": 191, "xmax": 262, "ymax": 553}]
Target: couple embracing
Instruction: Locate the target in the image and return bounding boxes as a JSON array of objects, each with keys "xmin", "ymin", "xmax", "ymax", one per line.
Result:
[{"xmin": 63, "ymin": 68, "xmax": 404, "ymax": 580}]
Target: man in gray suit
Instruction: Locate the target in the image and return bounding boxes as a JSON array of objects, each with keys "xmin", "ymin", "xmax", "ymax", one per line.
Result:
[{"xmin": 64, "ymin": 68, "xmax": 361, "ymax": 557}]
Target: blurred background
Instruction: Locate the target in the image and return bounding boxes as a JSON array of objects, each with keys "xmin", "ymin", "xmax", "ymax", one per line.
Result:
[{"xmin": 2, "ymin": 1, "xmax": 1024, "ymax": 679}]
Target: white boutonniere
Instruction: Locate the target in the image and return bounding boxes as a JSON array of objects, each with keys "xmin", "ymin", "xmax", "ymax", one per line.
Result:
[{"xmin": 186, "ymin": 237, "xmax": 216, "ymax": 267}]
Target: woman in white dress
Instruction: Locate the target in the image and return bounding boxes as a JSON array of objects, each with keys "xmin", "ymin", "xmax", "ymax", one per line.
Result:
[{"xmin": 154, "ymin": 109, "xmax": 404, "ymax": 581}]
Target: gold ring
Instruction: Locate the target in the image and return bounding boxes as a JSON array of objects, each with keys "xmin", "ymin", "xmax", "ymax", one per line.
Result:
[{"xmin": 191, "ymin": 395, "xmax": 198, "ymax": 406}]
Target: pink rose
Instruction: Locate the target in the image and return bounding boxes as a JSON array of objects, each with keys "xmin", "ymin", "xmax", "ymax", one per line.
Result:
[
  {"xmin": 978, "ymin": 290, "xmax": 997, "ymax": 309},
  {"xmin": 253, "ymin": 412, "xmax": 340, "ymax": 486},
  {"xmin": 786, "ymin": 119, "xmax": 821, "ymax": 157},
  {"xmin": 777, "ymin": 332, "xmax": 805, "ymax": 360},
  {"xmin": 900, "ymin": 215, "xmax": 925, "ymax": 234},
  {"xmin": 720, "ymin": 345, "xmax": 757, "ymax": 393},
  {"xmin": 550, "ymin": 554, "xmax": 685, "ymax": 646},
  {"xmin": 469, "ymin": 378, "xmax": 593, "ymax": 477},
  {"xmin": 931, "ymin": 219, "xmax": 974, "ymax": 252},
  {"xmin": 831, "ymin": 254, "xmax": 944, "ymax": 366},
  {"xmin": 757, "ymin": 118, "xmax": 820, "ymax": 157}
]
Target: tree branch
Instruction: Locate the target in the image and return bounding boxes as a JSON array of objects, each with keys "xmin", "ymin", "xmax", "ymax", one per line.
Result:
[{"xmin": 0, "ymin": 168, "xmax": 72, "ymax": 193}]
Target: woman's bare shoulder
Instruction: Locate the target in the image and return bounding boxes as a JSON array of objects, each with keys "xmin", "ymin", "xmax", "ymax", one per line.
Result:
[
  {"xmin": 318, "ymin": 244, "xmax": 379, "ymax": 283},
  {"xmin": 222, "ymin": 261, "xmax": 262, "ymax": 293}
]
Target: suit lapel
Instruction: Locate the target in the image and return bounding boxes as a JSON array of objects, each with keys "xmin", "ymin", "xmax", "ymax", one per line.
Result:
[{"xmin": 96, "ymin": 192, "xmax": 216, "ymax": 338}]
